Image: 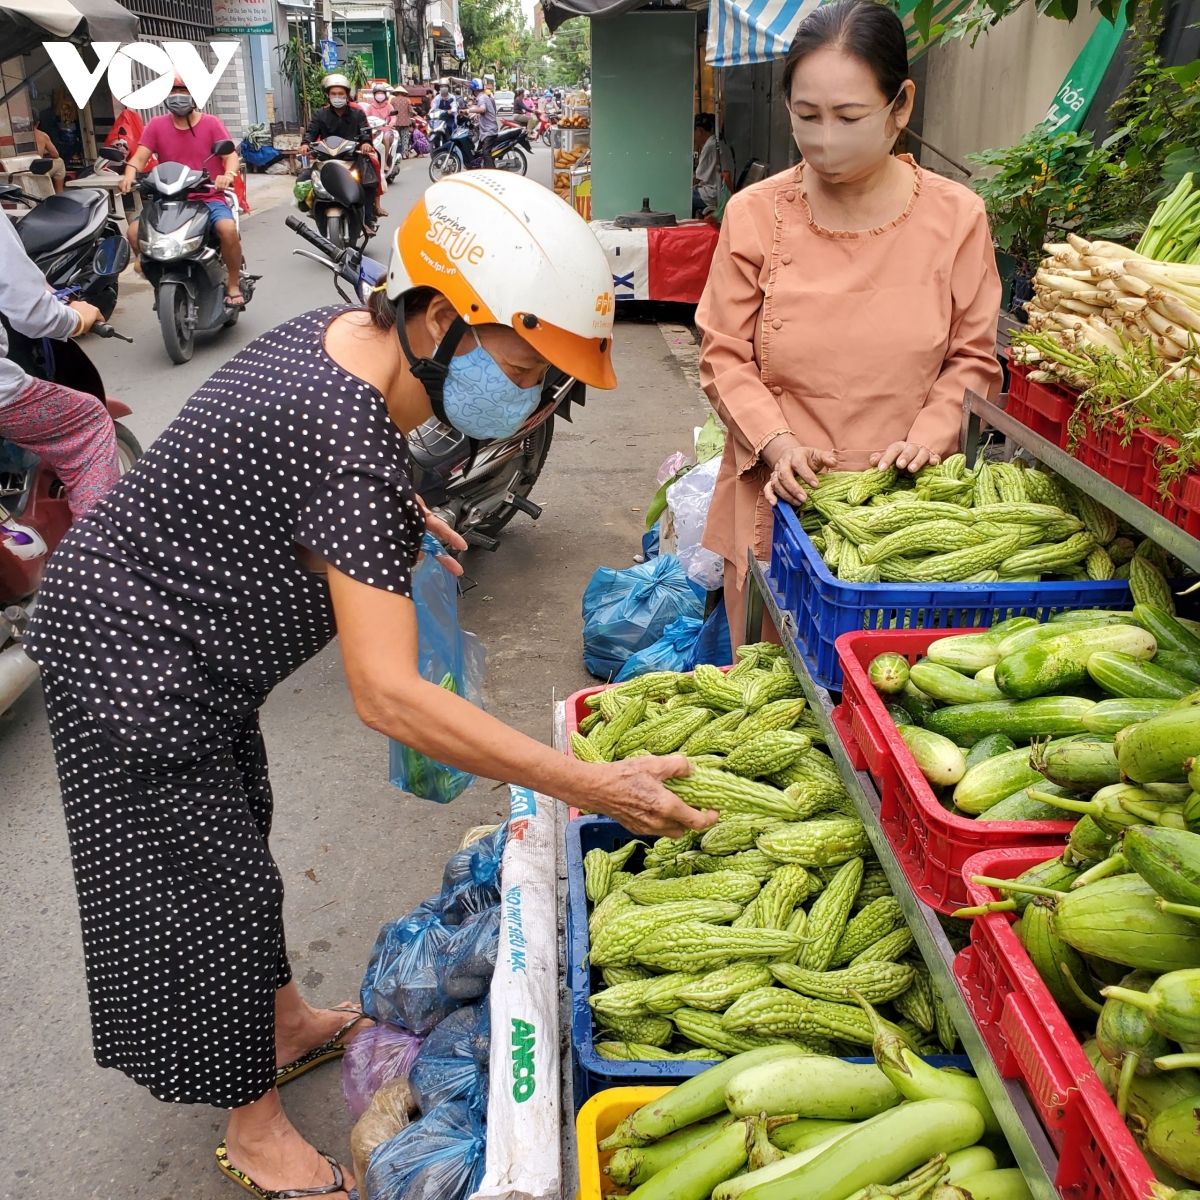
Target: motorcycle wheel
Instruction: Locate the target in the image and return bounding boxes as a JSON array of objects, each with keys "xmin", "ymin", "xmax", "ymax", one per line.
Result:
[
  {"xmin": 158, "ymin": 280, "xmax": 194, "ymax": 365},
  {"xmin": 115, "ymin": 422, "xmax": 143, "ymax": 473},
  {"xmin": 325, "ymin": 213, "xmax": 346, "ymax": 252},
  {"xmin": 471, "ymin": 417, "xmax": 554, "ymax": 540},
  {"xmin": 429, "ymin": 149, "xmax": 461, "ymax": 182},
  {"xmin": 496, "ymin": 148, "xmax": 527, "ymax": 175},
  {"xmin": 540, "ymin": 127, "xmax": 553, "ymax": 146}
]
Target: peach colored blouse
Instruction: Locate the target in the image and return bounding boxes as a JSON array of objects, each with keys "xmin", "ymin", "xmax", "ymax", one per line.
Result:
[{"xmin": 696, "ymin": 155, "xmax": 1002, "ymax": 588}]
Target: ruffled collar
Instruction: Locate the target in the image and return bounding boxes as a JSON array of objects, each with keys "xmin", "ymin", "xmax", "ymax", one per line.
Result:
[{"xmin": 793, "ymin": 153, "xmax": 923, "ymax": 240}]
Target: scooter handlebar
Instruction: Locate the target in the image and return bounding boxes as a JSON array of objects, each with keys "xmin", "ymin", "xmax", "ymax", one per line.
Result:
[
  {"xmin": 285, "ymin": 213, "xmax": 341, "ymax": 261},
  {"xmin": 92, "ymin": 322, "xmax": 133, "ymax": 343}
]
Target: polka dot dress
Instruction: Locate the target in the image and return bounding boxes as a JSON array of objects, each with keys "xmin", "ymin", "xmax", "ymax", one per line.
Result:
[{"xmin": 26, "ymin": 307, "xmax": 425, "ymax": 1108}]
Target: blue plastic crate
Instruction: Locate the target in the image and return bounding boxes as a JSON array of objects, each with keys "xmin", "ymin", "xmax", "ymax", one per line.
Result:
[
  {"xmin": 768, "ymin": 504, "xmax": 1139, "ymax": 692},
  {"xmin": 565, "ymin": 815, "xmax": 968, "ymax": 1107}
]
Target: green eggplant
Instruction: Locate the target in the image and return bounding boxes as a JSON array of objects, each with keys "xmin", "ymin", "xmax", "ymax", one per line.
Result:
[
  {"xmin": 1102, "ymin": 970, "xmax": 1200, "ymax": 1045},
  {"xmin": 1146, "ymin": 1096, "xmax": 1200, "ymax": 1185},
  {"xmin": 1124, "ymin": 825, "xmax": 1200, "ymax": 907},
  {"xmin": 1096, "ymin": 970, "xmax": 1172, "ymax": 1115}
]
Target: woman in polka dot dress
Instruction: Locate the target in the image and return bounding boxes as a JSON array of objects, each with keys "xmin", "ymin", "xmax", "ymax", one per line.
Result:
[{"xmin": 26, "ymin": 173, "xmax": 717, "ymax": 1200}]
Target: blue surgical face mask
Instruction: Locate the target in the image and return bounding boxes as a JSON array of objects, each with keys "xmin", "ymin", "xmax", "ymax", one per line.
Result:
[{"xmin": 439, "ymin": 330, "xmax": 544, "ymax": 440}]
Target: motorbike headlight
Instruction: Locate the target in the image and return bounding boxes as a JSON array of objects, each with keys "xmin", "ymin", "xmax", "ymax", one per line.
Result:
[{"xmin": 144, "ymin": 231, "xmax": 204, "ymax": 261}]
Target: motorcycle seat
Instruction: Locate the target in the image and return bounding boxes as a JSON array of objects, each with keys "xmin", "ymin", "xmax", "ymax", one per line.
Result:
[{"xmin": 16, "ymin": 191, "xmax": 109, "ymax": 260}]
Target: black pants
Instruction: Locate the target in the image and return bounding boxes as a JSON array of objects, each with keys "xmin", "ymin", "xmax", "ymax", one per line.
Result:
[{"xmin": 478, "ymin": 134, "xmax": 498, "ymax": 168}]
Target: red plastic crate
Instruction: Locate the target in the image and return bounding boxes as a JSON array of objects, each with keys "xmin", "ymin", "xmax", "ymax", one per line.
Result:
[
  {"xmin": 1075, "ymin": 417, "xmax": 1149, "ymax": 499},
  {"xmin": 1007, "ymin": 361, "xmax": 1031, "ymax": 407},
  {"xmin": 1007, "ymin": 374, "xmax": 1076, "ymax": 449},
  {"xmin": 954, "ymin": 847, "xmax": 1157, "ymax": 1200},
  {"xmin": 833, "ymin": 629, "xmax": 1073, "ymax": 913},
  {"xmin": 1141, "ymin": 431, "xmax": 1200, "ymax": 537}
]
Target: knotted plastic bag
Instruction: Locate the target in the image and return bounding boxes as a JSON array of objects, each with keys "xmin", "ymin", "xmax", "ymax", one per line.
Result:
[
  {"xmin": 439, "ymin": 906, "xmax": 501, "ymax": 1001},
  {"xmin": 364, "ymin": 1099, "xmax": 486, "ymax": 1200},
  {"xmin": 582, "ymin": 555, "xmax": 704, "ymax": 680},
  {"xmin": 614, "ymin": 615, "xmax": 704, "ymax": 681},
  {"xmin": 350, "ymin": 1077, "xmax": 415, "ymax": 1185},
  {"xmin": 342, "ymin": 1022, "xmax": 424, "ymax": 1119},
  {"xmin": 389, "ymin": 534, "xmax": 485, "ymax": 804},
  {"xmin": 409, "ymin": 1003, "xmax": 491, "ymax": 1113},
  {"xmin": 360, "ymin": 897, "xmax": 457, "ymax": 1035},
  {"xmin": 439, "ymin": 820, "xmax": 507, "ymax": 926}
]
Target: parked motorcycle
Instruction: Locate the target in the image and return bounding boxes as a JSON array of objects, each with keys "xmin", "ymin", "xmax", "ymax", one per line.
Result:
[
  {"xmin": 285, "ymin": 213, "xmax": 584, "ymax": 549},
  {"xmin": 135, "ymin": 138, "xmax": 258, "ymax": 364},
  {"xmin": 303, "ymin": 135, "xmax": 374, "ymax": 253},
  {"xmin": 0, "ymin": 256, "xmax": 141, "ymax": 715},
  {"xmin": 428, "ymin": 121, "xmax": 531, "ymax": 181},
  {"xmin": 0, "ymin": 155, "xmax": 125, "ymax": 319},
  {"xmin": 369, "ymin": 114, "xmax": 402, "ymax": 184}
]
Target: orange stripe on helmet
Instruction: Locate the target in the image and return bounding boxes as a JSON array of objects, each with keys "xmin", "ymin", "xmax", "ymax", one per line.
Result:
[
  {"xmin": 515, "ymin": 313, "xmax": 616, "ymax": 390},
  {"xmin": 394, "ymin": 199, "xmax": 498, "ymax": 324}
]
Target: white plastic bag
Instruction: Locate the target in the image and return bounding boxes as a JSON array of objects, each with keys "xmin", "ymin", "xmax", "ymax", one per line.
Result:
[
  {"xmin": 667, "ymin": 456, "xmax": 725, "ymax": 591},
  {"xmin": 470, "ymin": 787, "xmax": 561, "ymax": 1200}
]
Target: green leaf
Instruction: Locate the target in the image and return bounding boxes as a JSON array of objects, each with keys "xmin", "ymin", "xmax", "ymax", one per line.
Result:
[{"xmin": 695, "ymin": 415, "xmax": 726, "ymax": 464}]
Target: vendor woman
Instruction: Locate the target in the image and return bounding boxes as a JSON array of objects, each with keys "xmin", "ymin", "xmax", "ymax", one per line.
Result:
[
  {"xmin": 697, "ymin": 0, "xmax": 1002, "ymax": 642},
  {"xmin": 26, "ymin": 173, "xmax": 716, "ymax": 1200}
]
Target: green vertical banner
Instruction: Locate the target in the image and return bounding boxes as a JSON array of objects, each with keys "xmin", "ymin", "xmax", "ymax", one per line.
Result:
[{"xmin": 1044, "ymin": 14, "xmax": 1127, "ymax": 132}]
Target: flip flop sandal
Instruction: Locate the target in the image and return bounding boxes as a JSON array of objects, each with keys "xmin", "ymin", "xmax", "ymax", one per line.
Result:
[
  {"xmin": 224, "ymin": 293, "xmax": 247, "ymax": 310},
  {"xmin": 275, "ymin": 1007, "xmax": 368, "ymax": 1088},
  {"xmin": 216, "ymin": 1140, "xmax": 352, "ymax": 1199}
]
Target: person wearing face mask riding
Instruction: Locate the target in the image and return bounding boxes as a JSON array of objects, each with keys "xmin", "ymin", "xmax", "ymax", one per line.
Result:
[
  {"xmin": 119, "ymin": 78, "xmax": 245, "ymax": 308},
  {"xmin": 696, "ymin": 0, "xmax": 1001, "ymax": 644},
  {"xmin": 24, "ymin": 171, "xmax": 714, "ymax": 1200},
  {"xmin": 301, "ymin": 74, "xmax": 385, "ymax": 229},
  {"xmin": 365, "ymin": 83, "xmax": 398, "ymax": 161}
]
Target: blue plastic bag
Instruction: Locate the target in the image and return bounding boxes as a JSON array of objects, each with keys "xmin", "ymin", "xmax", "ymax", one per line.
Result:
[
  {"xmin": 409, "ymin": 1003, "xmax": 490, "ymax": 1112},
  {"xmin": 439, "ymin": 906, "xmax": 501, "ymax": 1000},
  {"xmin": 360, "ymin": 897, "xmax": 458, "ymax": 1035},
  {"xmin": 440, "ymin": 822, "xmax": 507, "ymax": 926},
  {"xmin": 389, "ymin": 534, "xmax": 486, "ymax": 803},
  {"xmin": 690, "ymin": 595, "xmax": 733, "ymax": 669},
  {"xmin": 614, "ymin": 615, "xmax": 704, "ymax": 681},
  {"xmin": 582, "ymin": 555, "xmax": 704, "ymax": 680},
  {"xmin": 365, "ymin": 1099, "xmax": 486, "ymax": 1200}
]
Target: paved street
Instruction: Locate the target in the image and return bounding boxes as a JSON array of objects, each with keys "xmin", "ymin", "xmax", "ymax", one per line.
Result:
[{"xmin": 0, "ymin": 148, "xmax": 710, "ymax": 1199}]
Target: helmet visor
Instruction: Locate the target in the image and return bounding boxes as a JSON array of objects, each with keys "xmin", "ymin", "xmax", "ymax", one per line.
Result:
[{"xmin": 513, "ymin": 314, "xmax": 616, "ymax": 390}]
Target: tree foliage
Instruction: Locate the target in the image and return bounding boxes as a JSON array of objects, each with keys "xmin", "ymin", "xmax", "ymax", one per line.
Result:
[{"xmin": 457, "ymin": 0, "xmax": 589, "ymax": 88}]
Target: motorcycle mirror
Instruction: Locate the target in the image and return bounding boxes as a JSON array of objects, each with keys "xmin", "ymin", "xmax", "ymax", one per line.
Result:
[
  {"xmin": 29, "ymin": 157, "xmax": 54, "ymax": 175},
  {"xmin": 94, "ymin": 235, "xmax": 131, "ymax": 277},
  {"xmin": 211, "ymin": 139, "xmax": 236, "ymax": 157},
  {"xmin": 96, "ymin": 145, "xmax": 125, "ymax": 163}
]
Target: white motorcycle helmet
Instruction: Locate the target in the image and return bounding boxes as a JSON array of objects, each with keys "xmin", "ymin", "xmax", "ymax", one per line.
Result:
[{"xmin": 385, "ymin": 173, "xmax": 616, "ymax": 416}]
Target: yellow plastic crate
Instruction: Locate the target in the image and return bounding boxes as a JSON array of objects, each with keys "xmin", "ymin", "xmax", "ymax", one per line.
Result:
[{"xmin": 575, "ymin": 1085, "xmax": 672, "ymax": 1200}]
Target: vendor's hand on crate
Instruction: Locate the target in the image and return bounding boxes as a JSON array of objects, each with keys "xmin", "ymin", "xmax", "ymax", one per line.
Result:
[{"xmin": 577, "ymin": 755, "xmax": 717, "ymax": 837}]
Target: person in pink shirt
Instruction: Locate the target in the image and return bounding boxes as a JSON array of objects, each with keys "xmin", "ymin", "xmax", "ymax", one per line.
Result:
[
  {"xmin": 364, "ymin": 84, "xmax": 397, "ymax": 159},
  {"xmin": 118, "ymin": 77, "xmax": 246, "ymax": 309}
]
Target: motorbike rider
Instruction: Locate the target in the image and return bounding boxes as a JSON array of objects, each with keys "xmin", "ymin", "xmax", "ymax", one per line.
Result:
[
  {"xmin": 300, "ymin": 74, "xmax": 386, "ymax": 231},
  {"xmin": 465, "ymin": 78, "xmax": 499, "ymax": 168},
  {"xmin": 25, "ymin": 170, "xmax": 711, "ymax": 1200},
  {"xmin": 0, "ymin": 211, "xmax": 118, "ymax": 518},
  {"xmin": 364, "ymin": 83, "xmax": 397, "ymax": 162},
  {"xmin": 118, "ymin": 77, "xmax": 246, "ymax": 309},
  {"xmin": 428, "ymin": 81, "xmax": 458, "ymax": 132}
]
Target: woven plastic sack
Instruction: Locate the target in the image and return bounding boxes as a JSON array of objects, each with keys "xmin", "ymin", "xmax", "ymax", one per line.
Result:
[
  {"xmin": 390, "ymin": 534, "xmax": 485, "ymax": 804},
  {"xmin": 364, "ymin": 1099, "xmax": 486, "ymax": 1200},
  {"xmin": 360, "ymin": 897, "xmax": 457, "ymax": 1035},
  {"xmin": 342, "ymin": 1022, "xmax": 424, "ymax": 1118},
  {"xmin": 582, "ymin": 554, "xmax": 704, "ymax": 680}
]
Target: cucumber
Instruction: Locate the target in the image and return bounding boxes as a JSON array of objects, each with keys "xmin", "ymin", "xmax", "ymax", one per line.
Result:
[
  {"xmin": 925, "ymin": 632, "xmax": 1004, "ymax": 675},
  {"xmin": 924, "ymin": 696, "xmax": 1096, "ymax": 746},
  {"xmin": 1118, "ymin": 706, "xmax": 1200, "ymax": 784},
  {"xmin": 909, "ymin": 661, "xmax": 1004, "ymax": 705},
  {"xmin": 953, "ymin": 739, "xmax": 1075, "ymax": 815},
  {"xmin": 976, "ymin": 782, "xmax": 1076, "ymax": 822},
  {"xmin": 1031, "ymin": 736, "xmax": 1121, "ymax": 790},
  {"xmin": 897, "ymin": 725, "xmax": 967, "ymax": 787},
  {"xmin": 885, "ymin": 702, "xmax": 914, "ymax": 727},
  {"xmin": 1086, "ymin": 651, "xmax": 1194, "ymax": 700},
  {"xmin": 995, "ymin": 625, "xmax": 1157, "ymax": 700},
  {"xmin": 976, "ymin": 664, "xmax": 998, "ymax": 687},
  {"xmin": 1134, "ymin": 604, "xmax": 1200, "ymax": 659},
  {"xmin": 868, "ymin": 653, "xmax": 910, "ymax": 696},
  {"xmin": 897, "ymin": 681, "xmax": 938, "ymax": 725},
  {"xmin": 1082, "ymin": 697, "xmax": 1175, "ymax": 736},
  {"xmin": 1051, "ymin": 609, "xmax": 1145, "ymax": 625},
  {"xmin": 1156, "ymin": 650, "xmax": 1200, "ymax": 686},
  {"xmin": 996, "ymin": 621, "xmax": 1098, "ymax": 657},
  {"xmin": 965, "ymin": 732, "xmax": 1017, "ymax": 770}
]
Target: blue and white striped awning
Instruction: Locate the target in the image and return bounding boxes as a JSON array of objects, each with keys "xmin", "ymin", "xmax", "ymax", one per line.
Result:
[{"xmin": 706, "ymin": 0, "xmax": 967, "ymax": 68}]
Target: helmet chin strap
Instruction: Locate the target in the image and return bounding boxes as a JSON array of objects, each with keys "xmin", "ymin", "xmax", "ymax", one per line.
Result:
[{"xmin": 392, "ymin": 295, "xmax": 468, "ymax": 426}]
